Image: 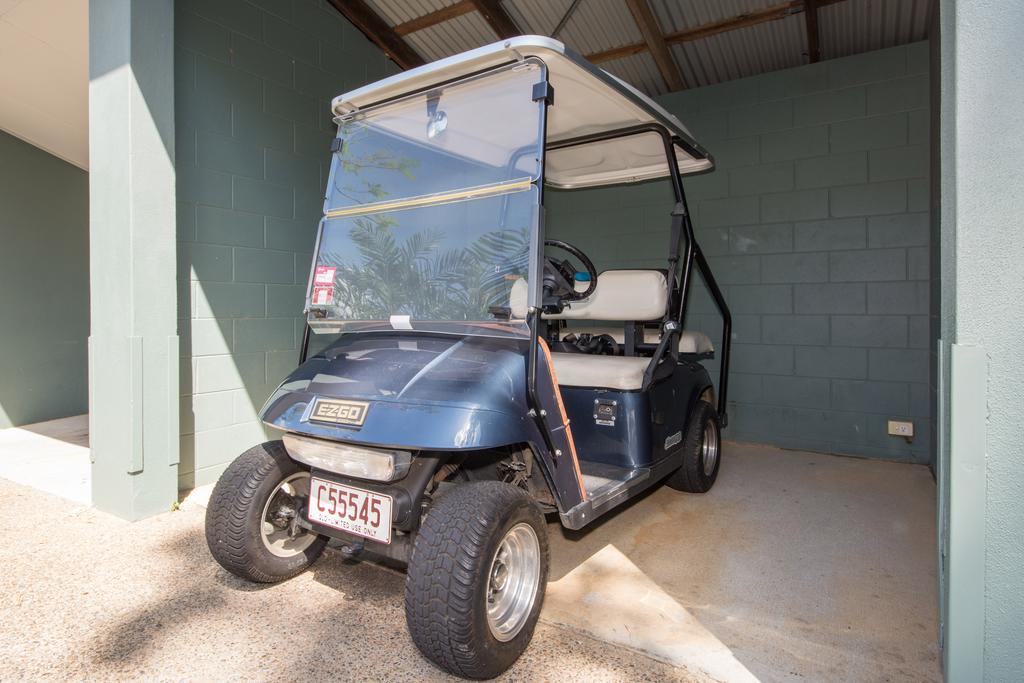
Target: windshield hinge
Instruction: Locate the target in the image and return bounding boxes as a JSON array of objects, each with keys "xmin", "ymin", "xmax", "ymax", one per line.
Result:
[
  {"xmin": 532, "ymin": 81, "xmax": 554, "ymax": 106},
  {"xmin": 329, "ymin": 137, "xmax": 344, "ymax": 153}
]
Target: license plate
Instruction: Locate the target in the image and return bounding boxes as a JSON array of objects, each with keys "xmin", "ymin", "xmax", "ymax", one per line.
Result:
[{"xmin": 307, "ymin": 477, "xmax": 393, "ymax": 544}]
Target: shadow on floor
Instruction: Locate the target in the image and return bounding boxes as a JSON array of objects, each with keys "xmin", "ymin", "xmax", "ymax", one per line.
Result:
[
  {"xmin": 13, "ymin": 414, "xmax": 89, "ymax": 447},
  {"xmin": 0, "ymin": 475, "xmax": 689, "ymax": 681}
]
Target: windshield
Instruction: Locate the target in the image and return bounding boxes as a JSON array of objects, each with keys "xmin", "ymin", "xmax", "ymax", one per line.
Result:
[
  {"xmin": 308, "ymin": 62, "xmax": 545, "ymax": 336},
  {"xmin": 325, "ymin": 62, "xmax": 543, "ymax": 214}
]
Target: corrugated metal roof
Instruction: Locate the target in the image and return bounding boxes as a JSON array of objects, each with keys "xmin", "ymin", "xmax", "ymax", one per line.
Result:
[
  {"xmin": 365, "ymin": 0, "xmax": 500, "ymax": 62},
  {"xmin": 501, "ymin": 0, "xmax": 570, "ymax": 37},
  {"xmin": 511, "ymin": 0, "xmax": 643, "ymax": 53},
  {"xmin": 361, "ymin": 0, "xmax": 935, "ymax": 95},
  {"xmin": 669, "ymin": 13, "xmax": 810, "ymax": 89},
  {"xmin": 365, "ymin": 0, "xmax": 449, "ymax": 26},
  {"xmin": 507, "ymin": 0, "xmax": 662, "ymax": 95},
  {"xmin": 818, "ymin": 0, "xmax": 935, "ymax": 59},
  {"xmin": 602, "ymin": 51, "xmax": 667, "ymax": 97},
  {"xmin": 405, "ymin": 12, "xmax": 499, "ymax": 62}
]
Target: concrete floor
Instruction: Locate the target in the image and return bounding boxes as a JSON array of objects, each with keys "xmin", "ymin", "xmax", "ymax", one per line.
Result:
[
  {"xmin": 0, "ymin": 476, "xmax": 698, "ymax": 682},
  {"xmin": 548, "ymin": 442, "xmax": 941, "ymax": 681},
  {"xmin": 0, "ymin": 414, "xmax": 89, "ymax": 504},
  {"xmin": 0, "ymin": 440, "xmax": 939, "ymax": 682}
]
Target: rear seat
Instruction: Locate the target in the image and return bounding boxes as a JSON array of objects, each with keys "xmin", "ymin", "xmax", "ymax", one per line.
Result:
[{"xmin": 510, "ymin": 269, "xmax": 712, "ymax": 391}]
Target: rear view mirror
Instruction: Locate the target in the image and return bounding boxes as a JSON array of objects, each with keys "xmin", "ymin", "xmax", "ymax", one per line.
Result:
[{"xmin": 425, "ymin": 92, "xmax": 447, "ymax": 139}]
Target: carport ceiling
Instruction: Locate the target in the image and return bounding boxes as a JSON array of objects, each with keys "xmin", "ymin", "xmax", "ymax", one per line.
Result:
[
  {"xmin": 332, "ymin": 0, "xmax": 935, "ymax": 95},
  {"xmin": 0, "ymin": 0, "xmax": 88, "ymax": 169}
]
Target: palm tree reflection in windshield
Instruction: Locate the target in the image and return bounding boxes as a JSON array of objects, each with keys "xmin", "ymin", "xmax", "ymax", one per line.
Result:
[
  {"xmin": 322, "ymin": 121, "xmax": 529, "ymax": 322},
  {"xmin": 321, "ymin": 216, "xmax": 529, "ymax": 321}
]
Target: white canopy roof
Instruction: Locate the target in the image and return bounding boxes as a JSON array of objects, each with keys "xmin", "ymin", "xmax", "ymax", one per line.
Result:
[{"xmin": 331, "ymin": 36, "xmax": 714, "ymax": 189}]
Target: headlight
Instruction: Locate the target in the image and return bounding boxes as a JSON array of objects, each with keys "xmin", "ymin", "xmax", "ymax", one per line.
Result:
[{"xmin": 283, "ymin": 433, "xmax": 411, "ymax": 482}]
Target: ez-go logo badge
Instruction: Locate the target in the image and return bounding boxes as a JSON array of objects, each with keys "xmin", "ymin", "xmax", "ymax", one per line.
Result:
[{"xmin": 309, "ymin": 398, "xmax": 369, "ymax": 427}]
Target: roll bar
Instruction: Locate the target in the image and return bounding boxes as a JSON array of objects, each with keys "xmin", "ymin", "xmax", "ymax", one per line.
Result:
[{"xmin": 543, "ymin": 123, "xmax": 732, "ymax": 424}]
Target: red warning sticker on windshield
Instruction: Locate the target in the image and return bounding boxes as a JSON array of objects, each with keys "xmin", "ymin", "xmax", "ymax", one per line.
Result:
[
  {"xmin": 314, "ymin": 266, "xmax": 336, "ymax": 284},
  {"xmin": 312, "ymin": 285, "xmax": 334, "ymax": 305},
  {"xmin": 312, "ymin": 266, "xmax": 336, "ymax": 305}
]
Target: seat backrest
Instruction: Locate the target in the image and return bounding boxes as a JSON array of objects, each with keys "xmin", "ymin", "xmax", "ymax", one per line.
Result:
[{"xmin": 510, "ymin": 269, "xmax": 668, "ymax": 321}]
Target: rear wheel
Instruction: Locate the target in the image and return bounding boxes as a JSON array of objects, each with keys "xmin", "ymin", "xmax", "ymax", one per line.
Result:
[
  {"xmin": 205, "ymin": 440, "xmax": 327, "ymax": 583},
  {"xmin": 666, "ymin": 400, "xmax": 721, "ymax": 493},
  {"xmin": 405, "ymin": 481, "xmax": 548, "ymax": 679}
]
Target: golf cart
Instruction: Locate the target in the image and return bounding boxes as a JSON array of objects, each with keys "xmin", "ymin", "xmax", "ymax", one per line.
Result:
[{"xmin": 205, "ymin": 36, "xmax": 731, "ymax": 679}]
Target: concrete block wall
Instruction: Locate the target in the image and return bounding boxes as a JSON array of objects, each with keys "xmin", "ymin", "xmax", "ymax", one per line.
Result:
[
  {"xmin": 0, "ymin": 131, "xmax": 89, "ymax": 429},
  {"xmin": 174, "ymin": 0, "xmax": 393, "ymax": 488},
  {"xmin": 548, "ymin": 42, "xmax": 931, "ymax": 463}
]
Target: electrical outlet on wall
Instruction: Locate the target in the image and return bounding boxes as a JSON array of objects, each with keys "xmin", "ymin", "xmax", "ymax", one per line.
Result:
[{"xmin": 888, "ymin": 420, "xmax": 915, "ymax": 442}]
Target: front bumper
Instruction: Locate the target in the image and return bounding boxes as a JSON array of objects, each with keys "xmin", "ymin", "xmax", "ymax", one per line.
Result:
[{"xmin": 297, "ymin": 453, "xmax": 443, "ymax": 535}]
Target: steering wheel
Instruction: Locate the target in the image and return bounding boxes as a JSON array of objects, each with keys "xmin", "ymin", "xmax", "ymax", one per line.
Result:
[{"xmin": 543, "ymin": 239, "xmax": 598, "ymax": 304}]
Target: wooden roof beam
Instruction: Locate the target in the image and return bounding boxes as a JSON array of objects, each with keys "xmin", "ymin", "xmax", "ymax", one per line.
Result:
[
  {"xmin": 471, "ymin": 0, "xmax": 520, "ymax": 40},
  {"xmin": 326, "ymin": 0, "xmax": 425, "ymax": 70},
  {"xmin": 393, "ymin": 1, "xmax": 475, "ymax": 37},
  {"xmin": 587, "ymin": 0, "xmax": 843, "ymax": 65},
  {"xmin": 586, "ymin": 42, "xmax": 648, "ymax": 65},
  {"xmin": 804, "ymin": 0, "xmax": 821, "ymax": 63},
  {"xmin": 625, "ymin": 0, "xmax": 685, "ymax": 91}
]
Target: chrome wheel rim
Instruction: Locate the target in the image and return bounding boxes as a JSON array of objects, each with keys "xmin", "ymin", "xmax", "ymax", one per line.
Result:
[
  {"xmin": 486, "ymin": 523, "xmax": 541, "ymax": 642},
  {"xmin": 260, "ymin": 472, "xmax": 316, "ymax": 558},
  {"xmin": 702, "ymin": 420, "xmax": 720, "ymax": 477}
]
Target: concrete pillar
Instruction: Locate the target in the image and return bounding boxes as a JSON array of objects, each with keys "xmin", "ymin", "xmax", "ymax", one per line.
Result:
[
  {"xmin": 88, "ymin": 0, "xmax": 179, "ymax": 519},
  {"xmin": 939, "ymin": 0, "xmax": 1024, "ymax": 678}
]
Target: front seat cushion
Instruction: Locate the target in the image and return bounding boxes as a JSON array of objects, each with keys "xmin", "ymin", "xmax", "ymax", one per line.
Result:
[{"xmin": 549, "ymin": 353, "xmax": 649, "ymax": 391}]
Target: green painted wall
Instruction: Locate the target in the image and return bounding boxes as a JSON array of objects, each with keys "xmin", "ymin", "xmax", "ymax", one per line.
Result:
[
  {"xmin": 549, "ymin": 42, "xmax": 932, "ymax": 463},
  {"xmin": 174, "ymin": 0, "xmax": 394, "ymax": 489},
  {"xmin": 0, "ymin": 130, "xmax": 89, "ymax": 429}
]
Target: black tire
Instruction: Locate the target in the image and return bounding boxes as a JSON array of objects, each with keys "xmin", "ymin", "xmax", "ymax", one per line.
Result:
[
  {"xmin": 205, "ymin": 440, "xmax": 327, "ymax": 583},
  {"xmin": 665, "ymin": 400, "xmax": 721, "ymax": 493},
  {"xmin": 405, "ymin": 481, "xmax": 549, "ymax": 679}
]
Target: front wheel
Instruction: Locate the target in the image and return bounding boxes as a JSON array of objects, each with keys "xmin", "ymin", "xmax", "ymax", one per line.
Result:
[
  {"xmin": 205, "ymin": 440, "xmax": 327, "ymax": 583},
  {"xmin": 666, "ymin": 400, "xmax": 721, "ymax": 493},
  {"xmin": 405, "ymin": 481, "xmax": 548, "ymax": 679}
]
